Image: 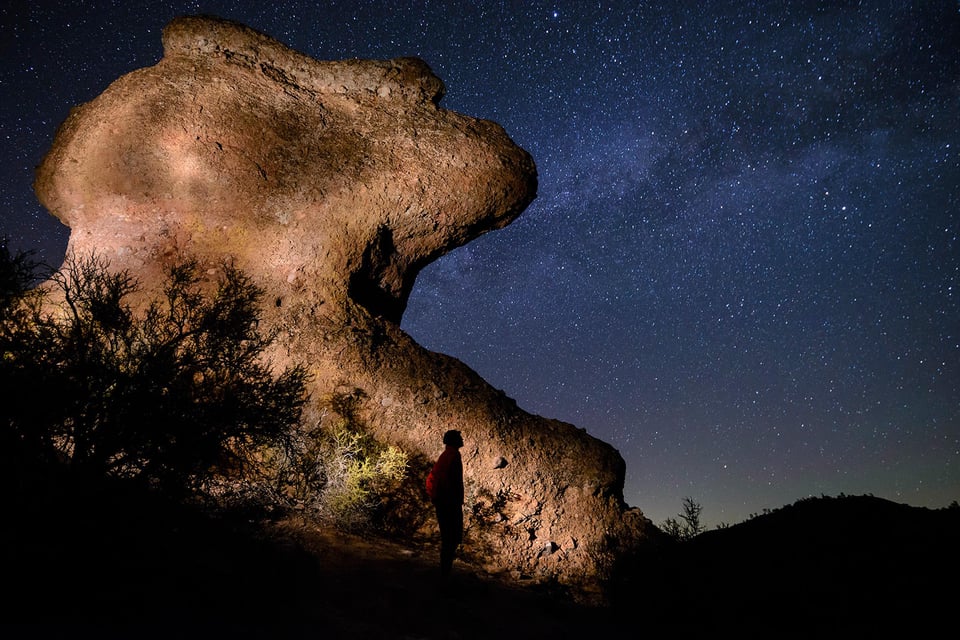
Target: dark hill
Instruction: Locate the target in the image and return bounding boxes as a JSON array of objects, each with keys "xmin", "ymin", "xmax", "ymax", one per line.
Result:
[{"xmin": 611, "ymin": 494, "xmax": 960, "ymax": 633}]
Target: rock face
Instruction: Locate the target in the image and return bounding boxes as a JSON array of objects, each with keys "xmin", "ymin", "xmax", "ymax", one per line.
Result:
[{"xmin": 34, "ymin": 15, "xmax": 653, "ymax": 591}]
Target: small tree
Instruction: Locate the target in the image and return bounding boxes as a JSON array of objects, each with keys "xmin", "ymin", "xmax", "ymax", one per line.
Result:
[
  {"xmin": 679, "ymin": 496, "xmax": 705, "ymax": 538},
  {"xmin": 660, "ymin": 516, "xmax": 685, "ymax": 541},
  {"xmin": 0, "ymin": 243, "xmax": 51, "ymax": 476},
  {"xmin": 1, "ymin": 250, "xmax": 307, "ymax": 497},
  {"xmin": 0, "ymin": 242, "xmax": 43, "ymax": 310},
  {"xmin": 661, "ymin": 496, "xmax": 706, "ymax": 541}
]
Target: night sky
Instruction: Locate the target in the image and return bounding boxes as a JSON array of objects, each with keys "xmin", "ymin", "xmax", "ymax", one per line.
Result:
[{"xmin": 2, "ymin": 1, "xmax": 958, "ymax": 527}]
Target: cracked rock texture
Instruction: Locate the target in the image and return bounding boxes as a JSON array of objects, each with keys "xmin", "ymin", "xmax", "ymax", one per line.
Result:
[{"xmin": 34, "ymin": 15, "xmax": 654, "ymax": 592}]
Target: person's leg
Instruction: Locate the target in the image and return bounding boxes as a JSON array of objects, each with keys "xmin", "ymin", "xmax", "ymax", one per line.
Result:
[
  {"xmin": 437, "ymin": 504, "xmax": 462, "ymax": 577},
  {"xmin": 440, "ymin": 540, "xmax": 455, "ymax": 577}
]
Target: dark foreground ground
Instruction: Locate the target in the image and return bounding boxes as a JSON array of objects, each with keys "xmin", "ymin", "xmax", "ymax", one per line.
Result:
[
  {"xmin": 3, "ymin": 478, "xmax": 957, "ymax": 638},
  {"xmin": 2, "ymin": 477, "xmax": 621, "ymax": 639}
]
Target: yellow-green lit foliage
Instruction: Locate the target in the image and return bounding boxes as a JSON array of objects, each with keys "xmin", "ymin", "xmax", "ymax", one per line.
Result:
[
  {"xmin": 256, "ymin": 395, "xmax": 410, "ymax": 531},
  {"xmin": 315, "ymin": 422, "xmax": 408, "ymax": 529}
]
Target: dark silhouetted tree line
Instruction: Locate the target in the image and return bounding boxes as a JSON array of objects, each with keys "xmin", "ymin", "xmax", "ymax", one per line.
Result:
[{"xmin": 0, "ymin": 243, "xmax": 307, "ymax": 500}]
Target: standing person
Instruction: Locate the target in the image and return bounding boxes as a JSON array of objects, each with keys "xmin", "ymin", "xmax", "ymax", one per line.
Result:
[{"xmin": 426, "ymin": 429, "xmax": 464, "ymax": 578}]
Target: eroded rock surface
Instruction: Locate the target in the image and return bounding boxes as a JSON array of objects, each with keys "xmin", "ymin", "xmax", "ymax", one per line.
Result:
[{"xmin": 34, "ymin": 15, "xmax": 654, "ymax": 592}]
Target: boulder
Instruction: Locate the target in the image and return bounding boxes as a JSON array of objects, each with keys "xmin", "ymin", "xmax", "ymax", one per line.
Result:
[{"xmin": 34, "ymin": 15, "xmax": 654, "ymax": 593}]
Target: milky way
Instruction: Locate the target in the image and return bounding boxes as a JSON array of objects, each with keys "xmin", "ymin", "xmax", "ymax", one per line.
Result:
[{"xmin": 2, "ymin": 1, "xmax": 958, "ymax": 526}]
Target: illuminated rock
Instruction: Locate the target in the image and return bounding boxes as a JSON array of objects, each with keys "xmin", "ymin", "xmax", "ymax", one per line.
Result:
[{"xmin": 34, "ymin": 15, "xmax": 653, "ymax": 593}]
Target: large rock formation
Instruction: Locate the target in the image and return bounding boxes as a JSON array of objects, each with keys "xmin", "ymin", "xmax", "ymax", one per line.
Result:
[{"xmin": 34, "ymin": 15, "xmax": 653, "ymax": 592}]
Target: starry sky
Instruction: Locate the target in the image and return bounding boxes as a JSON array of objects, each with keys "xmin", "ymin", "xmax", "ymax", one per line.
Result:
[{"xmin": 2, "ymin": 1, "xmax": 958, "ymax": 527}]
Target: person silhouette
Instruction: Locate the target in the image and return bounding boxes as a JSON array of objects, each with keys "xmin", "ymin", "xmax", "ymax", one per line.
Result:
[{"xmin": 426, "ymin": 429, "xmax": 464, "ymax": 579}]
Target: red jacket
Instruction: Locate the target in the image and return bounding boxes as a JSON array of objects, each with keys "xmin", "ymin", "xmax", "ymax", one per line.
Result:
[{"xmin": 426, "ymin": 447, "xmax": 464, "ymax": 506}]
